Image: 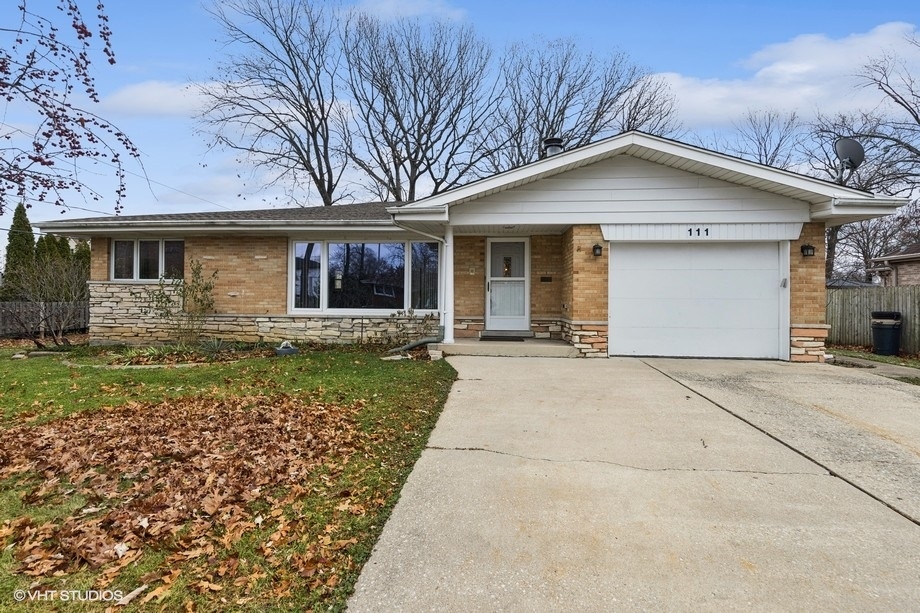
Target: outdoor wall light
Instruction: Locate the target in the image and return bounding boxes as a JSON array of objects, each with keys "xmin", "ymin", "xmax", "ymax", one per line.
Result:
[
  {"xmin": 800, "ymin": 244, "xmax": 816, "ymax": 257},
  {"xmin": 592, "ymin": 244, "xmax": 604, "ymax": 257}
]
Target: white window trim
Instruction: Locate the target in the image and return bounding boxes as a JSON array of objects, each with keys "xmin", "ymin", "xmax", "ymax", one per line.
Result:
[
  {"xmin": 111, "ymin": 238, "xmax": 183, "ymax": 282},
  {"xmin": 288, "ymin": 239, "xmax": 441, "ymax": 315}
]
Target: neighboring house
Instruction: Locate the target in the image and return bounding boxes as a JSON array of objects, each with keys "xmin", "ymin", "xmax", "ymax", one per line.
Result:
[
  {"xmin": 37, "ymin": 132, "xmax": 907, "ymax": 362},
  {"xmin": 868, "ymin": 243, "xmax": 920, "ymax": 286},
  {"xmin": 826, "ymin": 278, "xmax": 876, "ymax": 288}
]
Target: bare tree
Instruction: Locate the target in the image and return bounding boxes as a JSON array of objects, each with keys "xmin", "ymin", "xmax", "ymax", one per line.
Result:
[
  {"xmin": 341, "ymin": 14, "xmax": 500, "ymax": 202},
  {"xmin": 482, "ymin": 38, "xmax": 680, "ymax": 172},
  {"xmin": 0, "ymin": 252, "xmax": 89, "ymax": 346},
  {"xmin": 0, "ymin": 1, "xmax": 139, "ymax": 215},
  {"xmin": 198, "ymin": 0, "xmax": 349, "ymax": 205},
  {"xmin": 806, "ymin": 112, "xmax": 919, "ymax": 281},
  {"xmin": 726, "ymin": 109, "xmax": 802, "ymax": 168},
  {"xmin": 856, "ymin": 35, "xmax": 920, "ymax": 165}
]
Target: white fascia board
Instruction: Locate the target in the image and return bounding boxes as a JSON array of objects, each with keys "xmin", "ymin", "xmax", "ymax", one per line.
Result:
[
  {"xmin": 870, "ymin": 252, "xmax": 920, "ymax": 264},
  {"xmin": 35, "ymin": 220, "xmax": 397, "ymax": 236},
  {"xmin": 387, "ymin": 205, "xmax": 449, "ymax": 222}
]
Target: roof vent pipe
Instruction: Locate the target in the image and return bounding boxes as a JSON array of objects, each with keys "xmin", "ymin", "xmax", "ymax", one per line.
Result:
[{"xmin": 543, "ymin": 137, "xmax": 564, "ymax": 157}]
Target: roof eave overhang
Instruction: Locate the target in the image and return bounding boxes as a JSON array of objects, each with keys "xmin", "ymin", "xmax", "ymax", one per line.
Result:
[
  {"xmin": 810, "ymin": 196, "xmax": 908, "ymax": 224},
  {"xmin": 387, "ymin": 205, "xmax": 449, "ymax": 224},
  {"xmin": 870, "ymin": 252, "xmax": 920, "ymax": 265},
  {"xmin": 35, "ymin": 219, "xmax": 397, "ymax": 236}
]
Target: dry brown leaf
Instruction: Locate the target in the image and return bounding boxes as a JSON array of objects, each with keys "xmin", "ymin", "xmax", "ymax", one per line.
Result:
[{"xmin": 139, "ymin": 583, "xmax": 171, "ymax": 605}]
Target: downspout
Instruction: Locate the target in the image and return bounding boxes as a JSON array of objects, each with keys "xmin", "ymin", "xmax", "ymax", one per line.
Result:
[{"xmin": 386, "ymin": 326, "xmax": 445, "ymax": 353}]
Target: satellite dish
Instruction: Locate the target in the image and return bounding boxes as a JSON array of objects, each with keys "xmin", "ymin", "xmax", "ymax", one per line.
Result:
[{"xmin": 834, "ymin": 137, "xmax": 865, "ymax": 184}]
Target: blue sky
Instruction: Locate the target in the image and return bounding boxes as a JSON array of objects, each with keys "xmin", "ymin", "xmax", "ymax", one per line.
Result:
[{"xmin": 2, "ymin": 0, "xmax": 919, "ymax": 253}]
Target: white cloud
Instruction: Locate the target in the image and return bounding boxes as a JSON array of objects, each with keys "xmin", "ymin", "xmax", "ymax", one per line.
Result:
[
  {"xmin": 353, "ymin": 0, "xmax": 466, "ymax": 20},
  {"xmin": 663, "ymin": 22, "xmax": 920, "ymax": 129},
  {"xmin": 100, "ymin": 80, "xmax": 203, "ymax": 117}
]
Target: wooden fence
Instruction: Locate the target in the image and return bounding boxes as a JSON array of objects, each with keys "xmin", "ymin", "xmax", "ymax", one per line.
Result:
[
  {"xmin": 826, "ymin": 286, "xmax": 920, "ymax": 354},
  {"xmin": 0, "ymin": 301, "xmax": 89, "ymax": 338}
]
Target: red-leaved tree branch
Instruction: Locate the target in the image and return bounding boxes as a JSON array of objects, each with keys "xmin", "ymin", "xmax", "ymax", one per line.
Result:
[{"xmin": 0, "ymin": 0, "xmax": 138, "ymax": 215}]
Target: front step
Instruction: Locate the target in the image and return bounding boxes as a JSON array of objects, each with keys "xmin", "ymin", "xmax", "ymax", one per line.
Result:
[
  {"xmin": 479, "ymin": 330, "xmax": 534, "ymax": 339},
  {"xmin": 431, "ymin": 338, "xmax": 580, "ymax": 358}
]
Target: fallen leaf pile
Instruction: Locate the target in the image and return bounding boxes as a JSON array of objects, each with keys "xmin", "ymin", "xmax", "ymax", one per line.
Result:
[
  {"xmin": 0, "ymin": 393, "xmax": 370, "ymax": 601},
  {"xmin": 111, "ymin": 347, "xmax": 276, "ymax": 366}
]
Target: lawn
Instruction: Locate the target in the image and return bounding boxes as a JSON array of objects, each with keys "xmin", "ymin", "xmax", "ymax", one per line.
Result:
[
  {"xmin": 828, "ymin": 345, "xmax": 920, "ymax": 385},
  {"xmin": 829, "ymin": 345, "xmax": 920, "ymax": 369},
  {"xmin": 0, "ymin": 341, "xmax": 456, "ymax": 611}
]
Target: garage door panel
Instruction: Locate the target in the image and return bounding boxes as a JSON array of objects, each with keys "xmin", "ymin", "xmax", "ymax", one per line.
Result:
[
  {"xmin": 609, "ymin": 243, "xmax": 783, "ymax": 359},
  {"xmin": 611, "ymin": 269, "xmax": 779, "ymax": 300},
  {"xmin": 612, "ymin": 325, "xmax": 781, "ymax": 358},
  {"xmin": 616, "ymin": 243, "xmax": 778, "ymax": 270},
  {"xmin": 612, "ymin": 298, "xmax": 778, "ymax": 329}
]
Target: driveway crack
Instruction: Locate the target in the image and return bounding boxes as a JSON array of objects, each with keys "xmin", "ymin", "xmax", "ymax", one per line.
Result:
[{"xmin": 425, "ymin": 445, "xmax": 827, "ymax": 476}]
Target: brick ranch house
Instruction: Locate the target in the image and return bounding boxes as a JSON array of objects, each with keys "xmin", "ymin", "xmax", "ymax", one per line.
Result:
[{"xmin": 38, "ymin": 132, "xmax": 907, "ymax": 361}]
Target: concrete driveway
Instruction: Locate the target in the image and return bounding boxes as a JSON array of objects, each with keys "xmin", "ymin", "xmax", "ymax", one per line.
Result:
[{"xmin": 348, "ymin": 357, "xmax": 920, "ymax": 611}]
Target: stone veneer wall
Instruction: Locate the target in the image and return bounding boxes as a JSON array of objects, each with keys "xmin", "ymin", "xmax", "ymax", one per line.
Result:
[
  {"xmin": 89, "ymin": 282, "xmax": 436, "ymax": 345},
  {"xmin": 454, "ymin": 316, "xmax": 563, "ymax": 340},
  {"xmin": 562, "ymin": 321, "xmax": 608, "ymax": 357},
  {"xmin": 790, "ymin": 324, "xmax": 830, "ymax": 363}
]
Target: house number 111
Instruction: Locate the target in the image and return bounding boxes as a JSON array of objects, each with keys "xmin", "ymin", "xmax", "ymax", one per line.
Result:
[{"xmin": 688, "ymin": 227, "xmax": 710, "ymax": 237}]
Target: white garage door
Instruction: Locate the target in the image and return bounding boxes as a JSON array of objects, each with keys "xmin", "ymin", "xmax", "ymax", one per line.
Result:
[{"xmin": 609, "ymin": 242, "xmax": 784, "ymax": 359}]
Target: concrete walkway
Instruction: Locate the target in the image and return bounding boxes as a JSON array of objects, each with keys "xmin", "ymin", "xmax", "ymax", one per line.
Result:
[{"xmin": 348, "ymin": 357, "xmax": 920, "ymax": 611}]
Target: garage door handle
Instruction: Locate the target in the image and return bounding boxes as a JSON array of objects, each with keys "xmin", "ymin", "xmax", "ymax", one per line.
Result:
[{"xmin": 780, "ymin": 278, "xmax": 788, "ymax": 288}]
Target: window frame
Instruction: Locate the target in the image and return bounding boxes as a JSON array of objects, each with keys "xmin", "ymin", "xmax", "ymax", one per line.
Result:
[
  {"xmin": 111, "ymin": 238, "xmax": 185, "ymax": 282},
  {"xmin": 288, "ymin": 239, "xmax": 440, "ymax": 314}
]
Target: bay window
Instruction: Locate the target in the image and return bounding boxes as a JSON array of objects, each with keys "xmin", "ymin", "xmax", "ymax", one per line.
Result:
[{"xmin": 291, "ymin": 240, "xmax": 439, "ymax": 311}]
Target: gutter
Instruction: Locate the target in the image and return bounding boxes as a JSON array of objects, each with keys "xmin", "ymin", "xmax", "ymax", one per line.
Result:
[{"xmin": 831, "ymin": 196, "xmax": 909, "ymax": 207}]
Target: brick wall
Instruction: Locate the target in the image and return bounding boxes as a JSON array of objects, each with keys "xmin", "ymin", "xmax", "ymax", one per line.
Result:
[
  {"xmin": 560, "ymin": 226, "xmax": 608, "ymax": 356},
  {"xmin": 894, "ymin": 261, "xmax": 920, "ymax": 285},
  {"xmin": 531, "ymin": 235, "xmax": 563, "ymax": 317},
  {"xmin": 185, "ymin": 236, "xmax": 287, "ymax": 314},
  {"xmin": 561, "ymin": 228, "xmax": 574, "ymax": 320},
  {"xmin": 454, "ymin": 236, "xmax": 485, "ymax": 317},
  {"xmin": 790, "ymin": 222, "xmax": 826, "ymax": 324},
  {"xmin": 567, "ymin": 226, "xmax": 607, "ymax": 322},
  {"xmin": 87, "ymin": 235, "xmax": 289, "ymax": 315},
  {"xmin": 90, "ymin": 237, "xmax": 109, "ymax": 282},
  {"xmin": 790, "ymin": 222, "xmax": 829, "ymax": 361}
]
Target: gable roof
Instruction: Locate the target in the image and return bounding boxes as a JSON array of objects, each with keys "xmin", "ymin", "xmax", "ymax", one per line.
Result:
[
  {"xmin": 391, "ymin": 131, "xmax": 906, "ymax": 224},
  {"xmin": 38, "ymin": 131, "xmax": 908, "ymax": 237}
]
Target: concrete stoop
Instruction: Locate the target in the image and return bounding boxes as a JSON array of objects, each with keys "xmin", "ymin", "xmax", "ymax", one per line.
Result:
[{"xmin": 431, "ymin": 338, "xmax": 580, "ymax": 358}]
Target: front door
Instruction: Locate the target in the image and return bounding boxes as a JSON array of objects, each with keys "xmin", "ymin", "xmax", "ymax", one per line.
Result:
[{"xmin": 486, "ymin": 239, "xmax": 529, "ymax": 331}]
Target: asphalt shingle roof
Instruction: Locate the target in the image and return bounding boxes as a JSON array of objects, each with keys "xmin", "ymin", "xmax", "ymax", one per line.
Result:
[
  {"xmin": 55, "ymin": 202, "xmax": 394, "ymax": 224},
  {"xmin": 879, "ymin": 242, "xmax": 920, "ymax": 259}
]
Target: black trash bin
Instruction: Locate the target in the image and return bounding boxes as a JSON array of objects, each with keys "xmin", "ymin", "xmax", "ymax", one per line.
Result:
[{"xmin": 871, "ymin": 311, "xmax": 902, "ymax": 356}]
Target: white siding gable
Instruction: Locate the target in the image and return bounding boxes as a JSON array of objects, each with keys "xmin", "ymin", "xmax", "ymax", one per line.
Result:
[{"xmin": 449, "ymin": 156, "xmax": 811, "ymax": 226}]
